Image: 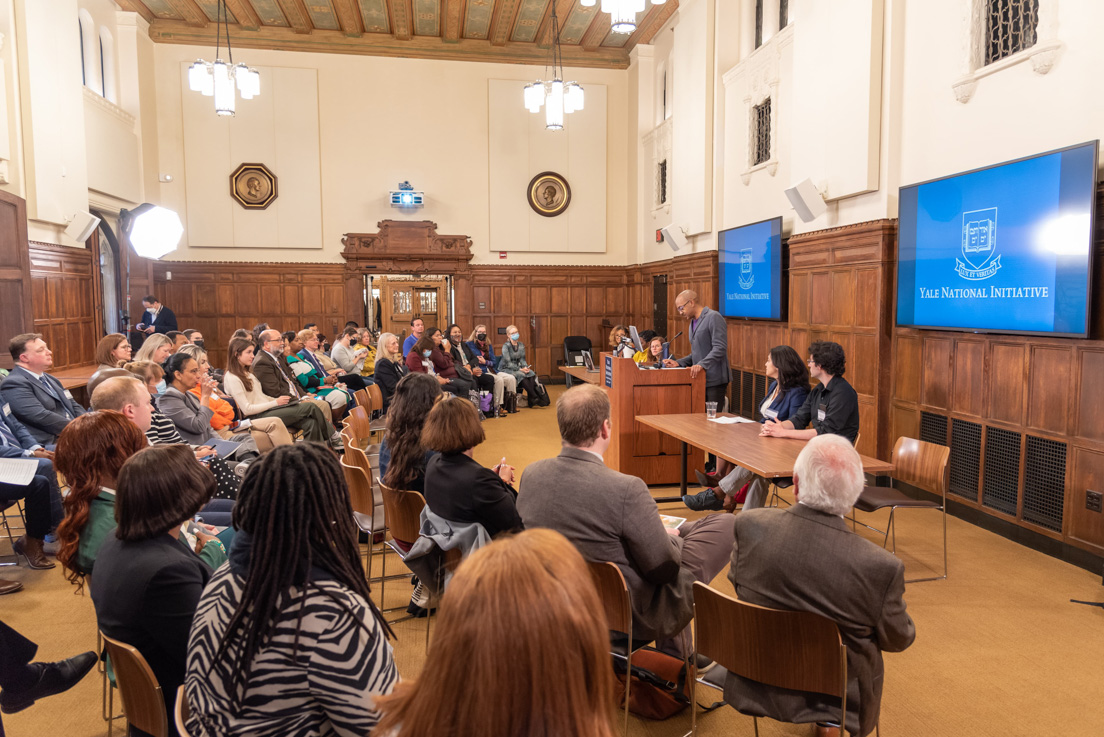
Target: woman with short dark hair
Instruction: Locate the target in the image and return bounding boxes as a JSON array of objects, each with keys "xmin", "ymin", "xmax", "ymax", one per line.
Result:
[
  {"xmin": 185, "ymin": 444, "xmax": 397, "ymax": 736},
  {"xmin": 90, "ymin": 445, "xmax": 223, "ymax": 736},
  {"xmin": 422, "ymin": 398, "xmax": 521, "ymax": 539}
]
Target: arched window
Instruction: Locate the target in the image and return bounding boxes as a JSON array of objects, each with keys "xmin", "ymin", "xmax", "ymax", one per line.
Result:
[
  {"xmin": 78, "ymin": 9, "xmax": 99, "ymax": 93},
  {"xmin": 99, "ymin": 26, "xmax": 116, "ymax": 102}
]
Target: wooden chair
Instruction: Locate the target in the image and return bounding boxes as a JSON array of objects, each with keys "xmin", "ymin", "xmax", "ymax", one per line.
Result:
[
  {"xmin": 852, "ymin": 437, "xmax": 949, "ymax": 583},
  {"xmin": 379, "ymin": 482, "xmax": 428, "ymax": 622},
  {"xmin": 365, "ymin": 383, "xmax": 387, "ymax": 440},
  {"xmin": 692, "ymin": 583, "xmax": 860, "ymax": 737},
  {"xmin": 587, "ymin": 561, "xmax": 642, "ymax": 736},
  {"xmin": 174, "ymin": 685, "xmax": 192, "ymax": 737},
  {"xmin": 353, "ymin": 388, "xmax": 371, "ymax": 411},
  {"xmin": 100, "ymin": 632, "xmax": 168, "ymax": 737}
]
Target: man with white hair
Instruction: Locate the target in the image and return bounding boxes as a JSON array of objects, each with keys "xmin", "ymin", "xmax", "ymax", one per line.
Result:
[{"xmin": 724, "ymin": 434, "xmax": 915, "ymax": 737}]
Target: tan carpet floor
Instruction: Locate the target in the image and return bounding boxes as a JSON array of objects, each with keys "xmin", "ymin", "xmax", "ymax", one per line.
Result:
[{"xmin": 3, "ymin": 384, "xmax": 1103, "ymax": 736}]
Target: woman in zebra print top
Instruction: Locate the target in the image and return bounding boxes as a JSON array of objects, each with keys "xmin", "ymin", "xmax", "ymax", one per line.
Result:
[{"xmin": 185, "ymin": 444, "xmax": 397, "ymax": 736}]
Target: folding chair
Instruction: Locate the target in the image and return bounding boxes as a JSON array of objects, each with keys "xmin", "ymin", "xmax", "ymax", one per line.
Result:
[{"xmin": 100, "ymin": 632, "xmax": 168, "ymax": 737}]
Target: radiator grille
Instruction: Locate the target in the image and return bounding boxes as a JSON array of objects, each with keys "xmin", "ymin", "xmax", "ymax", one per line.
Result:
[
  {"xmin": 920, "ymin": 411, "xmax": 949, "ymax": 446},
  {"xmin": 753, "ymin": 373, "xmax": 767, "ymax": 421},
  {"xmin": 949, "ymin": 419, "xmax": 981, "ymax": 502},
  {"xmin": 1022, "ymin": 436, "xmax": 1066, "ymax": 532},
  {"xmin": 982, "ymin": 427, "xmax": 1020, "ymax": 516},
  {"xmin": 740, "ymin": 371, "xmax": 755, "ymax": 420}
]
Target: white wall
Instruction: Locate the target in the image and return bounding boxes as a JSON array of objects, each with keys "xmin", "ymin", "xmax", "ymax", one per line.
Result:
[{"xmin": 154, "ymin": 44, "xmax": 630, "ymax": 266}]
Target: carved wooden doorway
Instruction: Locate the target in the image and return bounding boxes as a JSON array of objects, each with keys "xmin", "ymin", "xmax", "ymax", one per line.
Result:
[{"xmin": 378, "ymin": 277, "xmax": 449, "ymax": 343}]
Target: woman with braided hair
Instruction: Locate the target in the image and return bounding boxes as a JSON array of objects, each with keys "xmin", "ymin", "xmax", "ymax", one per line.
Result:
[{"xmin": 184, "ymin": 443, "xmax": 397, "ymax": 736}]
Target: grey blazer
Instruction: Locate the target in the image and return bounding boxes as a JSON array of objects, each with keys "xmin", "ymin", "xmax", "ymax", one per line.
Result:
[
  {"xmin": 676, "ymin": 306, "xmax": 731, "ymax": 387},
  {"xmin": 157, "ymin": 387, "xmax": 218, "ymax": 446},
  {"xmin": 725, "ymin": 504, "xmax": 916, "ymax": 737},
  {"xmin": 517, "ymin": 446, "xmax": 694, "ymax": 641}
]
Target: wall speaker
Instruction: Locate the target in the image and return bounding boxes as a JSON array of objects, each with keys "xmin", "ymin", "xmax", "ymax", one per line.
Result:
[
  {"xmin": 65, "ymin": 211, "xmax": 101, "ymax": 243},
  {"xmin": 660, "ymin": 224, "xmax": 689, "ymax": 251},
  {"xmin": 784, "ymin": 179, "xmax": 827, "ymax": 223}
]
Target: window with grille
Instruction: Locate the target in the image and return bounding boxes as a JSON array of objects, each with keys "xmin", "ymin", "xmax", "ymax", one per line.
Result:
[
  {"xmin": 920, "ymin": 412, "xmax": 949, "ymax": 447},
  {"xmin": 755, "ymin": 0, "xmax": 764, "ymax": 49},
  {"xmin": 779, "ymin": 0, "xmax": 789, "ymax": 30},
  {"xmin": 949, "ymin": 419, "xmax": 981, "ymax": 501},
  {"xmin": 985, "ymin": 0, "xmax": 1039, "ymax": 65},
  {"xmin": 657, "ymin": 160, "xmax": 668, "ymax": 206},
  {"xmin": 982, "ymin": 427, "xmax": 1020, "ymax": 516},
  {"xmin": 1022, "ymin": 436, "xmax": 1065, "ymax": 532},
  {"xmin": 752, "ymin": 98, "xmax": 771, "ymax": 166}
]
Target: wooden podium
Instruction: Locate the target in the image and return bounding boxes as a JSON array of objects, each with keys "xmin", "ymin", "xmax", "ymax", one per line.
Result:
[{"xmin": 601, "ymin": 353, "xmax": 705, "ymax": 485}]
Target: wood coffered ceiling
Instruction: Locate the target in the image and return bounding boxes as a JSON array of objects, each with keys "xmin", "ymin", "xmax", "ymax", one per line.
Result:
[{"xmin": 117, "ymin": 0, "xmax": 679, "ymax": 69}]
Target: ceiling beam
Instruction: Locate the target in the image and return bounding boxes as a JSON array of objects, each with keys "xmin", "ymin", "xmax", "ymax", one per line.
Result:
[
  {"xmin": 488, "ymin": 0, "xmax": 523, "ymax": 47},
  {"xmin": 627, "ymin": 0, "xmax": 679, "ymax": 49},
  {"xmin": 536, "ymin": 0, "xmax": 574, "ymax": 50},
  {"xmin": 275, "ymin": 0, "xmax": 313, "ymax": 34},
  {"xmin": 223, "ymin": 0, "xmax": 262, "ymax": 31},
  {"xmin": 114, "ymin": 0, "xmax": 156, "ymax": 23},
  {"xmin": 148, "ymin": 19, "xmax": 632, "ymax": 68},
  {"xmin": 387, "ymin": 0, "xmax": 412, "ymax": 41},
  {"xmin": 164, "ymin": 0, "xmax": 209, "ymax": 27},
  {"xmin": 332, "ymin": 0, "xmax": 364, "ymax": 37},
  {"xmin": 442, "ymin": 0, "xmax": 464, "ymax": 43},
  {"xmin": 581, "ymin": 11, "xmax": 611, "ymax": 52}
]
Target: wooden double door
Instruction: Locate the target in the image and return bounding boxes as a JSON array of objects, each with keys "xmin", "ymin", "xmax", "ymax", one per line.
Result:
[{"xmin": 377, "ymin": 277, "xmax": 449, "ymax": 343}]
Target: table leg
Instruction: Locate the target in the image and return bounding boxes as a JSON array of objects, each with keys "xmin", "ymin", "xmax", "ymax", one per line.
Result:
[{"xmin": 653, "ymin": 441, "xmax": 689, "ymax": 505}]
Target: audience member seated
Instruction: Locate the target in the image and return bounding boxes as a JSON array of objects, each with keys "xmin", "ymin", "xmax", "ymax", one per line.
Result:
[
  {"xmin": 176, "ymin": 343, "xmax": 292, "ymax": 452},
  {"xmin": 133, "ymin": 333, "xmax": 173, "ymax": 366},
  {"xmin": 465, "ymin": 325, "xmax": 515, "ymax": 413},
  {"xmin": 166, "ymin": 331, "xmax": 189, "ymax": 353},
  {"xmin": 182, "ymin": 329, "xmax": 204, "ymax": 348},
  {"xmin": 90, "ymin": 376, "xmax": 237, "ymax": 527},
  {"xmin": 94, "ymin": 333, "xmax": 132, "ymax": 371},
  {"xmin": 90, "ymin": 445, "xmax": 225, "ymax": 736},
  {"xmin": 373, "ymin": 332, "xmax": 408, "ymax": 413},
  {"xmin": 0, "ymin": 394, "xmax": 63, "ymax": 588},
  {"xmin": 404, "ymin": 335, "xmax": 463, "ymax": 398},
  {"xmin": 0, "ymin": 333, "xmax": 87, "ymax": 446},
  {"xmin": 608, "ymin": 324, "xmax": 634, "ymax": 358},
  {"xmin": 299, "ymin": 328, "xmax": 370, "ymax": 391},
  {"xmin": 422, "ymin": 397, "xmax": 521, "ymax": 539},
  {"xmin": 374, "ymin": 529, "xmax": 617, "ymax": 737},
  {"xmin": 380, "ymin": 373, "xmax": 442, "ymax": 512},
  {"xmin": 428, "ymin": 328, "xmax": 474, "ymax": 396},
  {"xmin": 635, "ymin": 335, "xmax": 666, "ymax": 366},
  {"xmin": 499, "ymin": 324, "xmax": 547, "ymax": 408},
  {"xmin": 159, "ymin": 354, "xmax": 260, "ymax": 464},
  {"xmin": 185, "ymin": 444, "xmax": 398, "ymax": 736},
  {"xmin": 222, "ymin": 338, "xmax": 338, "ymax": 448},
  {"xmin": 354, "ymin": 328, "xmax": 376, "ymax": 378},
  {"xmin": 518, "ymin": 384, "xmax": 735, "ymax": 657},
  {"xmin": 250, "ymin": 323, "xmax": 269, "ymax": 351},
  {"xmin": 725, "ymin": 434, "xmax": 915, "ymax": 737},
  {"xmin": 328, "ymin": 327, "xmax": 373, "ymax": 390},
  {"xmin": 252, "ymin": 329, "xmax": 335, "ymax": 426},
  {"xmin": 0, "ymin": 621, "xmax": 97, "ymax": 718},
  {"xmin": 285, "ymin": 331, "xmax": 352, "ymax": 415},
  {"xmin": 446, "ymin": 324, "xmax": 497, "ymax": 413},
  {"xmin": 230, "ymin": 328, "xmax": 250, "ymax": 342},
  {"xmin": 684, "ymin": 344, "xmax": 811, "ymax": 512},
  {"xmin": 402, "ymin": 317, "xmax": 425, "ymax": 357}
]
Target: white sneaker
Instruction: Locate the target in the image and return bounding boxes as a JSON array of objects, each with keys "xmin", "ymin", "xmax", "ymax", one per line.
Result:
[{"xmin": 233, "ymin": 461, "xmax": 250, "ymax": 478}]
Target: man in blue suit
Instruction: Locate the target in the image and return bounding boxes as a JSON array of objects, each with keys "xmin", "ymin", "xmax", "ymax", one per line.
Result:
[
  {"xmin": 0, "ymin": 393, "xmax": 64, "ymax": 591},
  {"xmin": 0, "ymin": 334, "xmax": 87, "ymax": 447}
]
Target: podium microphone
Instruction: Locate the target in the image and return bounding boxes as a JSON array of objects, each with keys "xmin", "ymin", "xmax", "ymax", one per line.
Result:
[{"xmin": 671, "ymin": 331, "xmax": 683, "ymax": 341}]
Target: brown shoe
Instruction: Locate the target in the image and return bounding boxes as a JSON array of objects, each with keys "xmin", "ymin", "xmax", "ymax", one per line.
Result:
[
  {"xmin": 695, "ymin": 469, "xmax": 721, "ymax": 488},
  {"xmin": 13, "ymin": 536, "xmax": 56, "ymax": 570},
  {"xmin": 815, "ymin": 723, "xmax": 842, "ymax": 737},
  {"xmin": 0, "ymin": 577, "xmax": 23, "ymax": 595}
]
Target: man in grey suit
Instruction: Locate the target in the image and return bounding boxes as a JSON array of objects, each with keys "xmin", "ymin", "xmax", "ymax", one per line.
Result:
[
  {"xmin": 0, "ymin": 334, "xmax": 87, "ymax": 446},
  {"xmin": 518, "ymin": 383, "xmax": 735, "ymax": 658},
  {"xmin": 662, "ymin": 289, "xmax": 731, "ymax": 409},
  {"xmin": 725, "ymin": 434, "xmax": 915, "ymax": 737}
]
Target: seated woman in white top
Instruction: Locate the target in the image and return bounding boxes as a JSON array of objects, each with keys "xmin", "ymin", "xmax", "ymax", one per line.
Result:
[{"xmin": 222, "ymin": 337, "xmax": 337, "ymax": 447}]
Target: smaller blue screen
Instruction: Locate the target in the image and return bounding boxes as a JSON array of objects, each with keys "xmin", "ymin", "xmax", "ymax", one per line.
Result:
[{"xmin": 718, "ymin": 217, "xmax": 783, "ymax": 320}]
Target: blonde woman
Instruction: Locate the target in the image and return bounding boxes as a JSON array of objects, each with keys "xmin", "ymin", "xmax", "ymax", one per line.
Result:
[
  {"xmin": 499, "ymin": 325, "xmax": 547, "ymax": 408},
  {"xmin": 374, "ymin": 332, "xmax": 408, "ymax": 413},
  {"xmin": 465, "ymin": 324, "xmax": 516, "ymax": 413},
  {"xmin": 133, "ymin": 333, "xmax": 173, "ymax": 365}
]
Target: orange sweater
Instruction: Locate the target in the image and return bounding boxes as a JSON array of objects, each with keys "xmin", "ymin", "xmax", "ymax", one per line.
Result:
[{"xmin": 188, "ymin": 385, "xmax": 236, "ymax": 430}]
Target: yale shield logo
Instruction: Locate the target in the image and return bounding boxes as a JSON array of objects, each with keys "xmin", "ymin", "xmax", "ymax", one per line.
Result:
[
  {"xmin": 738, "ymin": 248, "xmax": 754, "ymax": 290},
  {"xmin": 956, "ymin": 207, "xmax": 1001, "ymax": 280}
]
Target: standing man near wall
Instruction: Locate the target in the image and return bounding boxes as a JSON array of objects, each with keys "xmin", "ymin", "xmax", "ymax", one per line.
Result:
[
  {"xmin": 136, "ymin": 296, "xmax": 178, "ymax": 335},
  {"xmin": 663, "ymin": 289, "xmax": 731, "ymax": 408}
]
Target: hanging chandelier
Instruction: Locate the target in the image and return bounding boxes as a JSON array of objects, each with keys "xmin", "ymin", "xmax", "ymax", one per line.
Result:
[
  {"xmin": 523, "ymin": 3, "xmax": 583, "ymax": 131},
  {"xmin": 581, "ymin": 0, "xmax": 666, "ymax": 35},
  {"xmin": 187, "ymin": 0, "xmax": 259, "ymax": 116}
]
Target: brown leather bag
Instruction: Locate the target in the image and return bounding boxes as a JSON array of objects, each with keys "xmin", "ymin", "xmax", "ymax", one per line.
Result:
[{"xmin": 613, "ymin": 647, "xmax": 693, "ymax": 720}]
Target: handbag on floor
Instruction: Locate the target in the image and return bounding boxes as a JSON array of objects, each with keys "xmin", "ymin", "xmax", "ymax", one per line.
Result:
[{"xmin": 612, "ymin": 646, "xmax": 692, "ymax": 720}]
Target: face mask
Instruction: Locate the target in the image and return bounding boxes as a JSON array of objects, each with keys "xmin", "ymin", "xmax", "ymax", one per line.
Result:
[
  {"xmin": 155, "ymin": 379, "xmax": 167, "ymax": 395},
  {"xmin": 193, "ymin": 340, "xmax": 204, "ymax": 349},
  {"xmin": 509, "ymin": 332, "xmax": 520, "ymax": 341},
  {"xmin": 422, "ymin": 350, "xmax": 432, "ymax": 358},
  {"xmin": 476, "ymin": 333, "xmax": 487, "ymax": 341},
  {"xmin": 451, "ymin": 335, "xmax": 462, "ymax": 344}
]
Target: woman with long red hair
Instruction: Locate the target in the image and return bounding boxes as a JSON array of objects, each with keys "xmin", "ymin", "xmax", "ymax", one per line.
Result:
[{"xmin": 374, "ymin": 528, "xmax": 618, "ymax": 737}]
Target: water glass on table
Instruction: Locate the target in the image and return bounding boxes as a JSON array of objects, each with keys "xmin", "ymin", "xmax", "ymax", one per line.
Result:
[{"xmin": 705, "ymin": 401, "xmax": 718, "ymax": 419}]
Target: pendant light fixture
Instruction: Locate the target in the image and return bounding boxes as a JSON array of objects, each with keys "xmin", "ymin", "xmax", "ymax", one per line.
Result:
[
  {"xmin": 187, "ymin": 0, "xmax": 260, "ymax": 116},
  {"xmin": 523, "ymin": 3, "xmax": 584, "ymax": 131},
  {"xmin": 581, "ymin": 0, "xmax": 666, "ymax": 35}
]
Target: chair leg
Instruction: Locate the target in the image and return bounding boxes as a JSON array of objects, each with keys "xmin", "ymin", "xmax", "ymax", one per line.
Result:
[
  {"xmin": 623, "ymin": 646, "xmax": 631, "ymax": 737},
  {"xmin": 888, "ymin": 507, "xmax": 898, "ymax": 553},
  {"xmin": 425, "ymin": 603, "xmax": 431, "ymax": 650},
  {"xmin": 904, "ymin": 504, "xmax": 949, "ymax": 584},
  {"xmin": 753, "ymin": 716, "xmax": 759, "ymax": 737}
]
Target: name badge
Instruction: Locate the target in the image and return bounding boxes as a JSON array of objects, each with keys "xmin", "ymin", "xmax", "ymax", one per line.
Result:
[
  {"xmin": 64, "ymin": 390, "xmax": 74, "ymax": 400},
  {"xmin": 2, "ymin": 403, "xmax": 10, "ymax": 417},
  {"xmin": 817, "ymin": 403, "xmax": 827, "ymax": 422},
  {"xmin": 762, "ymin": 408, "xmax": 778, "ymax": 420}
]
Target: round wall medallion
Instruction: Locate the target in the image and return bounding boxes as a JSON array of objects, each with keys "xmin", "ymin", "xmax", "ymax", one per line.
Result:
[
  {"xmin": 230, "ymin": 163, "xmax": 278, "ymax": 210},
  {"xmin": 527, "ymin": 171, "xmax": 571, "ymax": 217}
]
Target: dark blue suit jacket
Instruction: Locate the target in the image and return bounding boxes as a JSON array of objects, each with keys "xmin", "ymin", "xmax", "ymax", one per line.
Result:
[
  {"xmin": 1, "ymin": 399, "xmax": 44, "ymax": 453},
  {"xmin": 0, "ymin": 368, "xmax": 87, "ymax": 445},
  {"xmin": 759, "ymin": 381, "xmax": 810, "ymax": 424},
  {"xmin": 139, "ymin": 306, "xmax": 178, "ymax": 334}
]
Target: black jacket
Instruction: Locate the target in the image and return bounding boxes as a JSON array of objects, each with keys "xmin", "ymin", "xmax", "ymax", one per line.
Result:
[
  {"xmin": 424, "ymin": 452, "xmax": 522, "ymax": 539},
  {"xmin": 374, "ymin": 360, "xmax": 408, "ymax": 413},
  {"xmin": 139, "ymin": 306, "xmax": 178, "ymax": 334}
]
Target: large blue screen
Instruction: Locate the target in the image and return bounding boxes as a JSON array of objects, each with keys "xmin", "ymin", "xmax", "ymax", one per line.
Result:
[
  {"xmin": 719, "ymin": 216, "xmax": 783, "ymax": 320},
  {"xmin": 897, "ymin": 142, "xmax": 1097, "ymax": 337}
]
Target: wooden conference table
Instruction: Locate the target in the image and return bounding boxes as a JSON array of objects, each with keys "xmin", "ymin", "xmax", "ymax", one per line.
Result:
[
  {"xmin": 635, "ymin": 413, "xmax": 894, "ymax": 499},
  {"xmin": 561, "ymin": 365, "xmax": 602, "ymax": 385}
]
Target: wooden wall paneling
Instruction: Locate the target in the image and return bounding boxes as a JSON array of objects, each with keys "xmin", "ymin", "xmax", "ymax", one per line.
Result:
[
  {"xmin": 790, "ymin": 271, "xmax": 809, "ymax": 325},
  {"xmin": 893, "ymin": 333, "xmax": 921, "ymax": 404},
  {"xmin": 1075, "ymin": 350, "xmax": 1104, "ymax": 441},
  {"xmin": 920, "ymin": 337, "xmax": 952, "ymax": 409},
  {"xmin": 1068, "ymin": 446, "xmax": 1104, "ymax": 554},
  {"xmin": 891, "ymin": 404, "xmax": 920, "ymax": 448},
  {"xmin": 850, "ymin": 333, "xmax": 879, "ymax": 398},
  {"xmin": 952, "ymin": 339, "xmax": 986, "ymax": 417},
  {"xmin": 1026, "ymin": 345, "xmax": 1073, "ymax": 435},
  {"xmin": 810, "ymin": 272, "xmax": 832, "ymax": 325},
  {"xmin": 988, "ymin": 342, "xmax": 1026, "ymax": 425},
  {"xmin": 0, "ymin": 191, "xmax": 32, "ymax": 368},
  {"xmin": 28, "ymin": 242, "xmax": 97, "ymax": 370}
]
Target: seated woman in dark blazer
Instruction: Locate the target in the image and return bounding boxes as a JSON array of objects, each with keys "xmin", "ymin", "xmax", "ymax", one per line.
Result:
[
  {"xmin": 421, "ymin": 397, "xmax": 521, "ymax": 539},
  {"xmin": 373, "ymin": 332, "xmax": 408, "ymax": 413},
  {"xmin": 404, "ymin": 334, "xmax": 469, "ymax": 398},
  {"xmin": 684, "ymin": 344, "xmax": 811, "ymax": 512},
  {"xmin": 90, "ymin": 445, "xmax": 223, "ymax": 737}
]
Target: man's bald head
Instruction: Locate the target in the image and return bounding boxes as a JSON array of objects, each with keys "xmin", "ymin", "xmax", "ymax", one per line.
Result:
[
  {"xmin": 90, "ymin": 375, "xmax": 154, "ymax": 433},
  {"xmin": 556, "ymin": 384, "xmax": 610, "ymax": 448},
  {"xmin": 674, "ymin": 290, "xmax": 702, "ymax": 319},
  {"xmin": 260, "ymin": 329, "xmax": 282, "ymax": 343}
]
